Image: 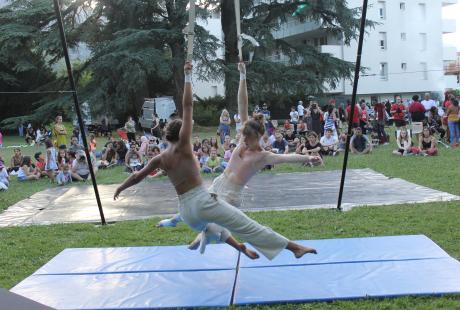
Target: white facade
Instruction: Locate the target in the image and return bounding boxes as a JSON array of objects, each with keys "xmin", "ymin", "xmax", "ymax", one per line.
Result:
[
  {"xmin": 272, "ymin": 0, "xmax": 459, "ymax": 101},
  {"xmin": 193, "ymin": 14, "xmax": 226, "ymax": 99}
]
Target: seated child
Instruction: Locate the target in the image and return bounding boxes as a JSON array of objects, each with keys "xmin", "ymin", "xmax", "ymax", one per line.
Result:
[
  {"xmin": 34, "ymin": 152, "xmax": 46, "ymax": 176},
  {"xmin": 56, "ymin": 163, "xmax": 72, "ymax": 186},
  {"xmin": 201, "ymin": 147, "xmax": 224, "ymax": 173},
  {"xmin": 320, "ymin": 128, "xmax": 339, "ymax": 156},
  {"xmin": 17, "ymin": 156, "xmax": 40, "ymax": 181},
  {"xmin": 0, "ymin": 161, "xmax": 9, "ymax": 190}
]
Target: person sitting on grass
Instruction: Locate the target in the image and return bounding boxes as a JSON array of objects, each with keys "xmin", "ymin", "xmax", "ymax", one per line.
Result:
[
  {"xmin": 272, "ymin": 133, "xmax": 289, "ymax": 154},
  {"xmin": 411, "ymin": 127, "xmax": 438, "ymax": 156},
  {"xmin": 17, "ymin": 156, "xmax": 40, "ymax": 181},
  {"xmin": 114, "ymin": 140, "xmax": 128, "ymax": 165},
  {"xmin": 223, "ymin": 143, "xmax": 236, "ymax": 165},
  {"xmin": 296, "ymin": 136, "xmax": 307, "ymax": 154},
  {"xmin": 147, "ymin": 146, "xmax": 165, "ymax": 177},
  {"xmin": 34, "ymin": 152, "xmax": 46, "ymax": 177},
  {"xmin": 9, "ymin": 148, "xmax": 23, "ymax": 174},
  {"xmin": 192, "ymin": 136, "xmax": 201, "ymax": 156},
  {"xmin": 56, "ymin": 162, "xmax": 72, "ymax": 186},
  {"xmin": 0, "ymin": 161, "xmax": 9, "ymax": 190},
  {"xmin": 222, "ymin": 135, "xmax": 231, "ymax": 152},
  {"xmin": 198, "ymin": 144, "xmax": 210, "ymax": 167},
  {"xmin": 350, "ymin": 127, "xmax": 372, "ymax": 155},
  {"xmin": 100, "ymin": 142, "xmax": 117, "ymax": 169},
  {"xmin": 72, "ymin": 151, "xmax": 96, "ymax": 181},
  {"xmin": 337, "ymin": 133, "xmax": 347, "ymax": 153},
  {"xmin": 320, "ymin": 128, "xmax": 339, "ymax": 156},
  {"xmin": 303, "ymin": 132, "xmax": 322, "ymax": 158},
  {"xmin": 125, "ymin": 142, "xmax": 143, "ymax": 172},
  {"xmin": 201, "ymin": 147, "xmax": 225, "ymax": 173},
  {"xmin": 393, "ymin": 128, "xmax": 412, "ymax": 156},
  {"xmin": 69, "ymin": 136, "xmax": 84, "ymax": 153}
]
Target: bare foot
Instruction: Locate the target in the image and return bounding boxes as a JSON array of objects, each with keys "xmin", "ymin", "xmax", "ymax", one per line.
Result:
[
  {"xmin": 239, "ymin": 244, "xmax": 259, "ymax": 260},
  {"xmin": 293, "ymin": 245, "xmax": 317, "ymax": 259},
  {"xmin": 188, "ymin": 233, "xmax": 202, "ymax": 250}
]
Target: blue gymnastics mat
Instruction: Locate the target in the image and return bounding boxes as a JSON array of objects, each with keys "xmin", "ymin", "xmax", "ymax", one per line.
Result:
[{"xmin": 11, "ymin": 235, "xmax": 460, "ymax": 309}]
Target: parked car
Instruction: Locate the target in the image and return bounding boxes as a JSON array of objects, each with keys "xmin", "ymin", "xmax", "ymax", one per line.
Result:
[{"xmin": 139, "ymin": 97, "xmax": 176, "ymax": 130}]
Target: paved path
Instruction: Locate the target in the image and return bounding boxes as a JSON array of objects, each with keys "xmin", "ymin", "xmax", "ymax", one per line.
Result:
[{"xmin": 0, "ymin": 169, "xmax": 457, "ymax": 227}]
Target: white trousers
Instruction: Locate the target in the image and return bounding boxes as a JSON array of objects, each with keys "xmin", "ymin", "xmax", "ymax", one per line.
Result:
[{"xmin": 179, "ymin": 186, "xmax": 288, "ymax": 260}]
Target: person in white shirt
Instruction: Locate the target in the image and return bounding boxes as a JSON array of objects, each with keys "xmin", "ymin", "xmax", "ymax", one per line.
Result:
[
  {"xmin": 421, "ymin": 93, "xmax": 436, "ymax": 117},
  {"xmin": 320, "ymin": 128, "xmax": 339, "ymax": 156},
  {"xmin": 234, "ymin": 113, "xmax": 242, "ymax": 134},
  {"xmin": 289, "ymin": 106, "xmax": 299, "ymax": 134},
  {"xmin": 297, "ymin": 101, "xmax": 304, "ymax": 120}
]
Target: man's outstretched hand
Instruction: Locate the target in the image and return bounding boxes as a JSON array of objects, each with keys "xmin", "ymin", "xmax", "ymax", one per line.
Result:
[
  {"xmin": 238, "ymin": 62, "xmax": 246, "ymax": 75},
  {"xmin": 308, "ymin": 155, "xmax": 324, "ymax": 166},
  {"xmin": 114, "ymin": 186, "xmax": 123, "ymax": 201},
  {"xmin": 184, "ymin": 62, "xmax": 193, "ymax": 75}
]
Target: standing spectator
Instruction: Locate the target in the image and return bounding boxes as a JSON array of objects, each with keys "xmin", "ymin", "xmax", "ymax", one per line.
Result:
[
  {"xmin": 124, "ymin": 116, "xmax": 136, "ymax": 142},
  {"xmin": 218, "ymin": 109, "xmax": 231, "ymax": 144},
  {"xmin": 374, "ymin": 101, "xmax": 388, "ymax": 144},
  {"xmin": 446, "ymin": 99, "xmax": 459, "ymax": 147},
  {"xmin": 44, "ymin": 139, "xmax": 57, "ymax": 182},
  {"xmin": 345, "ymin": 100, "xmax": 360, "ymax": 128},
  {"xmin": 0, "ymin": 161, "xmax": 9, "ymax": 190},
  {"xmin": 304, "ymin": 104, "xmax": 313, "ymax": 131},
  {"xmin": 310, "ymin": 102, "xmax": 323, "ymax": 136},
  {"xmin": 17, "ymin": 156, "xmax": 40, "ymax": 181},
  {"xmin": 151, "ymin": 113, "xmax": 161, "ymax": 138},
  {"xmin": 350, "ymin": 127, "xmax": 372, "ymax": 155},
  {"xmin": 393, "ymin": 128, "xmax": 412, "ymax": 156},
  {"xmin": 18, "ymin": 122, "xmax": 24, "ymax": 137},
  {"xmin": 359, "ymin": 102, "xmax": 369, "ymax": 134},
  {"xmin": 323, "ymin": 106, "xmax": 338, "ymax": 138},
  {"xmin": 384, "ymin": 100, "xmax": 392, "ymax": 125},
  {"xmin": 297, "ymin": 100, "xmax": 305, "ymax": 120},
  {"xmin": 391, "ymin": 96, "xmax": 407, "ymax": 129},
  {"xmin": 289, "ymin": 106, "xmax": 299, "ymax": 134},
  {"xmin": 421, "ymin": 93, "xmax": 436, "ymax": 117},
  {"xmin": 261, "ymin": 103, "xmax": 271, "ymax": 120},
  {"xmin": 53, "ymin": 115, "xmax": 67, "ymax": 147},
  {"xmin": 409, "ymin": 95, "xmax": 426, "ymax": 142},
  {"xmin": 9, "ymin": 148, "xmax": 23, "ymax": 173},
  {"xmin": 234, "ymin": 113, "xmax": 242, "ymax": 134}
]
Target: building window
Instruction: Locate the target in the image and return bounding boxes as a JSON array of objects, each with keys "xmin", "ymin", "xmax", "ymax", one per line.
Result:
[
  {"xmin": 380, "ymin": 62, "xmax": 388, "ymax": 80},
  {"xmin": 419, "ymin": 3, "xmax": 426, "ymax": 19},
  {"xmin": 319, "ymin": 36, "xmax": 328, "ymax": 45},
  {"xmin": 378, "ymin": 1, "xmax": 386, "ymax": 19},
  {"xmin": 420, "ymin": 33, "xmax": 427, "ymax": 51},
  {"xmin": 420, "ymin": 62, "xmax": 427, "ymax": 80},
  {"xmin": 401, "ymin": 63, "xmax": 407, "ymax": 71},
  {"xmin": 379, "ymin": 32, "xmax": 387, "ymax": 50},
  {"xmin": 400, "ymin": 2, "xmax": 406, "ymax": 10},
  {"xmin": 401, "ymin": 33, "xmax": 407, "ymax": 41}
]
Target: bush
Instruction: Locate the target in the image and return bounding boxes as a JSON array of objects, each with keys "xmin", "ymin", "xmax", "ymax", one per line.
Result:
[{"xmin": 193, "ymin": 96, "xmax": 225, "ymax": 126}]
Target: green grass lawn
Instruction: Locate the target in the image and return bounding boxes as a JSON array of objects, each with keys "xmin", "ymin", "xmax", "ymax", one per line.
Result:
[{"xmin": 1, "ymin": 127, "xmax": 460, "ymax": 309}]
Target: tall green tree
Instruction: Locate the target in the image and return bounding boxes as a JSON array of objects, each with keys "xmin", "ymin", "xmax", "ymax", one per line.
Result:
[{"xmin": 219, "ymin": 0, "xmax": 371, "ymax": 108}]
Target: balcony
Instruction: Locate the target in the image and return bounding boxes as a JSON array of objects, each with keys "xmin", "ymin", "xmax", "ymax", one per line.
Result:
[
  {"xmin": 320, "ymin": 45, "xmax": 342, "ymax": 59},
  {"xmin": 442, "ymin": 0, "xmax": 458, "ymax": 6},
  {"xmin": 273, "ymin": 19, "xmax": 321, "ymax": 40},
  {"xmin": 444, "ymin": 61, "xmax": 460, "ymax": 75},
  {"xmin": 443, "ymin": 46, "xmax": 458, "ymax": 61},
  {"xmin": 442, "ymin": 19, "xmax": 456, "ymax": 34}
]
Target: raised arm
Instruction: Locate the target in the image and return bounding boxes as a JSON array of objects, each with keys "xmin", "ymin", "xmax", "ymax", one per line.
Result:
[
  {"xmin": 114, "ymin": 155, "xmax": 162, "ymax": 200},
  {"xmin": 237, "ymin": 62, "xmax": 249, "ymax": 123},
  {"xmin": 179, "ymin": 62, "xmax": 193, "ymax": 145},
  {"xmin": 264, "ymin": 152, "xmax": 322, "ymax": 166}
]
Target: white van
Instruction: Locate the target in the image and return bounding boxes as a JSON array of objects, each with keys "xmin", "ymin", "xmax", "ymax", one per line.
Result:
[{"xmin": 139, "ymin": 97, "xmax": 176, "ymax": 130}]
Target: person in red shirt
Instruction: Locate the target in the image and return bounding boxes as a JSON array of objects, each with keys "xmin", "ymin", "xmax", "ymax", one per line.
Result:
[
  {"xmin": 345, "ymin": 99, "xmax": 361, "ymax": 128},
  {"xmin": 390, "ymin": 96, "xmax": 406, "ymax": 129},
  {"xmin": 359, "ymin": 101, "xmax": 369, "ymax": 134},
  {"xmin": 373, "ymin": 101, "xmax": 388, "ymax": 144},
  {"xmin": 34, "ymin": 152, "xmax": 46, "ymax": 178},
  {"xmin": 408, "ymin": 95, "xmax": 426, "ymax": 122}
]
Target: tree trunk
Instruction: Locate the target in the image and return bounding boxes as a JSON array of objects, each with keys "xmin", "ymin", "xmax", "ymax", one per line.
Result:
[
  {"xmin": 221, "ymin": 0, "xmax": 239, "ymax": 108},
  {"xmin": 170, "ymin": 42, "xmax": 185, "ymax": 117}
]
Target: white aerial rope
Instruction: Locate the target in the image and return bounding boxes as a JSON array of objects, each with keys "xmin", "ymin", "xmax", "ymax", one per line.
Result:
[
  {"xmin": 234, "ymin": 0, "xmax": 259, "ymax": 62},
  {"xmin": 184, "ymin": 0, "xmax": 196, "ymax": 62}
]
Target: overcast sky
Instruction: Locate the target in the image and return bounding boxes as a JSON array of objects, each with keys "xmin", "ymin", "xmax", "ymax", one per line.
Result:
[{"xmin": 443, "ymin": 3, "xmax": 460, "ymax": 49}]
